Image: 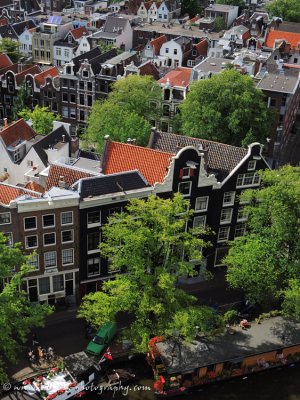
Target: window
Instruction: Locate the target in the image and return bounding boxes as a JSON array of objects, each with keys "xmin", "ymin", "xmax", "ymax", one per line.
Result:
[
  {"xmin": 174, "ymin": 49, "xmax": 177, "ymax": 55},
  {"xmin": 39, "ymin": 277, "xmax": 50, "ymax": 294},
  {"xmin": 43, "ymin": 214, "xmax": 55, "ymax": 228},
  {"xmin": 237, "ymin": 206, "xmax": 248, "ymax": 222},
  {"xmin": 28, "ymin": 254, "xmax": 39, "ymax": 269},
  {"xmin": 61, "ymin": 211, "xmax": 73, "ymax": 225},
  {"xmin": 195, "ymin": 196, "xmax": 208, "ymax": 212},
  {"xmin": 165, "ymin": 47, "xmax": 169, "ymax": 53},
  {"xmin": 43, "ymin": 232, "xmax": 56, "ymax": 246},
  {"xmin": 62, "ymin": 106, "xmax": 68, "ymax": 118},
  {"xmin": 236, "ymin": 173, "xmax": 260, "ymax": 187},
  {"xmin": 178, "ymin": 181, "xmax": 192, "ymax": 197},
  {"xmin": 25, "ymin": 235, "xmax": 38, "ymax": 249},
  {"xmin": 64, "ymin": 49, "xmax": 70, "ymax": 58},
  {"xmin": 70, "ymin": 94, "xmax": 76, "ymax": 103},
  {"xmin": 80, "ymin": 94, "xmax": 84, "ymax": 105},
  {"xmin": 62, "ymin": 248, "xmax": 74, "ymax": 265},
  {"xmin": 3, "ymin": 232, "xmax": 13, "ymax": 247},
  {"xmin": 220, "ymin": 208, "xmax": 233, "ymax": 224},
  {"xmin": 44, "ymin": 251, "xmax": 57, "ymax": 268},
  {"xmin": 193, "ymin": 215, "xmax": 206, "ymax": 229},
  {"xmin": 87, "ymin": 82, "xmax": 92, "ymax": 91},
  {"xmin": 53, "ymin": 274, "xmax": 64, "ymax": 292},
  {"xmin": 223, "ymin": 191, "xmax": 235, "ymax": 206},
  {"xmin": 70, "ymin": 108, "xmax": 76, "ymax": 119},
  {"xmin": 62, "ymin": 230, "xmax": 74, "ymax": 243},
  {"xmin": 0, "ymin": 212, "xmax": 11, "ymax": 225},
  {"xmin": 56, "ymin": 47, "xmax": 61, "ymax": 56},
  {"xmin": 180, "ymin": 167, "xmax": 190, "ymax": 178},
  {"xmin": 87, "ymin": 211, "xmax": 101, "ymax": 226},
  {"xmin": 88, "ymin": 231, "xmax": 101, "ymax": 252},
  {"xmin": 82, "ymin": 70, "xmax": 89, "ymax": 78},
  {"xmin": 235, "ymin": 223, "xmax": 246, "ymax": 238},
  {"xmin": 218, "ymin": 226, "xmax": 230, "ymax": 242},
  {"xmin": 214, "ymin": 247, "xmax": 228, "ymax": 267},
  {"xmin": 87, "ymin": 257, "xmax": 100, "ymax": 276},
  {"xmin": 24, "ymin": 216, "xmax": 37, "ymax": 230},
  {"xmin": 79, "ymin": 81, "xmax": 85, "ymax": 90},
  {"xmin": 247, "ymin": 160, "xmax": 256, "ymax": 171},
  {"xmin": 269, "ymin": 98, "xmax": 276, "ymax": 107},
  {"xmin": 62, "ymin": 92, "xmax": 68, "ymax": 102}
]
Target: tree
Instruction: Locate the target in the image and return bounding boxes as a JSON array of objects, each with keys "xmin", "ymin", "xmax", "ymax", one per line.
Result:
[
  {"xmin": 179, "ymin": 70, "xmax": 273, "ymax": 147},
  {"xmin": 0, "ymin": 233, "xmax": 52, "ymax": 383},
  {"xmin": 78, "ymin": 194, "xmax": 223, "ymax": 351},
  {"xmin": 180, "ymin": 0, "xmax": 201, "ymax": 17},
  {"xmin": 12, "ymin": 83, "xmax": 31, "ymax": 120},
  {"xmin": 85, "ymin": 75, "xmax": 161, "ymax": 149},
  {"xmin": 266, "ymin": 0, "xmax": 300, "ymax": 23},
  {"xmin": 216, "ymin": 0, "xmax": 245, "ymax": 7},
  {"xmin": 214, "ymin": 16, "xmax": 227, "ymax": 32},
  {"xmin": 19, "ymin": 106, "xmax": 60, "ymax": 135},
  {"xmin": 281, "ymin": 279, "xmax": 300, "ymax": 320},
  {"xmin": 225, "ymin": 166, "xmax": 300, "ymax": 310},
  {"xmin": 0, "ymin": 38, "xmax": 21, "ymax": 63}
]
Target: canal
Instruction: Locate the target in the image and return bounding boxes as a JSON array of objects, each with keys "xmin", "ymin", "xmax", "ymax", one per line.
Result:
[{"xmin": 90, "ymin": 359, "xmax": 300, "ymax": 400}]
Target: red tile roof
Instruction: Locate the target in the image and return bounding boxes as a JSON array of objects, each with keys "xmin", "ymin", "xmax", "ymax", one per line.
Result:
[
  {"xmin": 0, "ymin": 53, "xmax": 12, "ymax": 68},
  {"xmin": 15, "ymin": 64, "xmax": 41, "ymax": 85},
  {"xmin": 265, "ymin": 30, "xmax": 300, "ymax": 49},
  {"xmin": 0, "ymin": 63, "xmax": 18, "ymax": 75},
  {"xmin": 0, "ymin": 18, "xmax": 8, "ymax": 26},
  {"xmin": 103, "ymin": 141, "xmax": 173, "ymax": 185},
  {"xmin": 150, "ymin": 35, "xmax": 168, "ymax": 56},
  {"xmin": 195, "ymin": 38, "xmax": 209, "ymax": 56},
  {"xmin": 34, "ymin": 66, "xmax": 59, "ymax": 87},
  {"xmin": 24, "ymin": 181, "xmax": 45, "ymax": 193},
  {"xmin": 71, "ymin": 26, "xmax": 89, "ymax": 40},
  {"xmin": 0, "ymin": 119, "xmax": 36, "ymax": 147},
  {"xmin": 45, "ymin": 164, "xmax": 98, "ymax": 191},
  {"xmin": 0, "ymin": 183, "xmax": 41, "ymax": 206},
  {"xmin": 139, "ymin": 61, "xmax": 160, "ymax": 80},
  {"xmin": 158, "ymin": 67, "xmax": 192, "ymax": 88}
]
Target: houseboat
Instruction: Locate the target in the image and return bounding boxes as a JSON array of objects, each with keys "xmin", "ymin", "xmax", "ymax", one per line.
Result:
[{"xmin": 147, "ymin": 317, "xmax": 300, "ymax": 397}]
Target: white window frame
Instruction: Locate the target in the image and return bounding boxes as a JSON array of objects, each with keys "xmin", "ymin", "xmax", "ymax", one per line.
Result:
[
  {"xmin": 42, "ymin": 214, "xmax": 55, "ymax": 228},
  {"xmin": 28, "ymin": 254, "xmax": 39, "ymax": 270},
  {"xmin": 87, "ymin": 231, "xmax": 101, "ymax": 254},
  {"xmin": 214, "ymin": 247, "xmax": 228, "ymax": 267},
  {"xmin": 87, "ymin": 257, "xmax": 101, "ymax": 277},
  {"xmin": 62, "ymin": 248, "xmax": 74, "ymax": 266},
  {"xmin": 61, "ymin": 229, "xmax": 74, "ymax": 243},
  {"xmin": 0, "ymin": 212, "xmax": 11, "ymax": 225},
  {"xmin": 218, "ymin": 226, "xmax": 230, "ymax": 242},
  {"xmin": 193, "ymin": 215, "xmax": 206, "ymax": 229},
  {"xmin": 195, "ymin": 196, "xmax": 209, "ymax": 212},
  {"xmin": 178, "ymin": 181, "xmax": 192, "ymax": 197},
  {"xmin": 234, "ymin": 223, "xmax": 246, "ymax": 238},
  {"xmin": 236, "ymin": 173, "xmax": 261, "ymax": 188},
  {"xmin": 220, "ymin": 208, "xmax": 233, "ymax": 224},
  {"xmin": 24, "ymin": 216, "xmax": 37, "ymax": 231},
  {"xmin": 87, "ymin": 211, "xmax": 101, "ymax": 227},
  {"xmin": 52, "ymin": 274, "xmax": 65, "ymax": 292},
  {"xmin": 43, "ymin": 232, "xmax": 56, "ymax": 247},
  {"xmin": 237, "ymin": 206, "xmax": 248, "ymax": 222},
  {"xmin": 44, "ymin": 251, "xmax": 57, "ymax": 268},
  {"xmin": 181, "ymin": 167, "xmax": 190, "ymax": 179},
  {"xmin": 223, "ymin": 191, "xmax": 235, "ymax": 206},
  {"xmin": 25, "ymin": 235, "xmax": 38, "ymax": 249},
  {"xmin": 61, "ymin": 211, "xmax": 73, "ymax": 225},
  {"xmin": 247, "ymin": 160, "xmax": 256, "ymax": 171},
  {"xmin": 3, "ymin": 232, "xmax": 13, "ymax": 247}
]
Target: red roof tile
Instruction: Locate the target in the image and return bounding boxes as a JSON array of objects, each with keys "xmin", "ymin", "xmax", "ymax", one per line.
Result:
[
  {"xmin": 0, "ymin": 183, "xmax": 41, "ymax": 205},
  {"xmin": 71, "ymin": 26, "xmax": 89, "ymax": 40},
  {"xmin": 0, "ymin": 18, "xmax": 8, "ymax": 26},
  {"xmin": 45, "ymin": 164, "xmax": 98, "ymax": 191},
  {"xmin": 158, "ymin": 67, "xmax": 192, "ymax": 88},
  {"xmin": 265, "ymin": 30, "xmax": 300, "ymax": 49},
  {"xmin": 34, "ymin": 66, "xmax": 59, "ymax": 87},
  {"xmin": 139, "ymin": 61, "xmax": 160, "ymax": 80},
  {"xmin": 103, "ymin": 141, "xmax": 173, "ymax": 185},
  {"xmin": 0, "ymin": 63, "xmax": 18, "ymax": 75},
  {"xmin": 24, "ymin": 181, "xmax": 45, "ymax": 193},
  {"xmin": 195, "ymin": 39, "xmax": 209, "ymax": 56},
  {"xmin": 0, "ymin": 53, "xmax": 12, "ymax": 68},
  {"xmin": 150, "ymin": 35, "xmax": 168, "ymax": 56},
  {"xmin": 16, "ymin": 64, "xmax": 41, "ymax": 85},
  {"xmin": 0, "ymin": 119, "xmax": 36, "ymax": 147}
]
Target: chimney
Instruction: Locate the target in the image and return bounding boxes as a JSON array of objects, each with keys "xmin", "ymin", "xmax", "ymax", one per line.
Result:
[
  {"xmin": 58, "ymin": 176, "xmax": 66, "ymax": 189},
  {"xmin": 4, "ymin": 118, "xmax": 8, "ymax": 129},
  {"xmin": 201, "ymin": 146, "xmax": 209, "ymax": 169}
]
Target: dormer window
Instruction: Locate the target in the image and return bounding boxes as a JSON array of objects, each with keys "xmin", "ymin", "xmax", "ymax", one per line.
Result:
[
  {"xmin": 66, "ymin": 66, "xmax": 71, "ymax": 74},
  {"xmin": 83, "ymin": 70, "xmax": 89, "ymax": 78}
]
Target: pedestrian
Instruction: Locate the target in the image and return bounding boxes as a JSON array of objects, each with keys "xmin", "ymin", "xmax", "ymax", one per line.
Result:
[{"xmin": 32, "ymin": 333, "xmax": 38, "ymax": 347}]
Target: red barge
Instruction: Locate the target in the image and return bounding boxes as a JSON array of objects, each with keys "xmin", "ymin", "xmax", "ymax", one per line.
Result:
[{"xmin": 147, "ymin": 317, "xmax": 300, "ymax": 397}]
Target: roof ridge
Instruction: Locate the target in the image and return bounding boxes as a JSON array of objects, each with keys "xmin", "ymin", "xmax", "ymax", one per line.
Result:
[
  {"xmin": 111, "ymin": 141, "xmax": 174, "ymax": 156},
  {"xmin": 0, "ymin": 182, "xmax": 42, "ymax": 196}
]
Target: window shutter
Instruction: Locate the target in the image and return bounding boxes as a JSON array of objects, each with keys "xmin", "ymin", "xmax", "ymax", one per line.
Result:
[{"xmin": 179, "ymin": 168, "xmax": 183, "ymax": 178}]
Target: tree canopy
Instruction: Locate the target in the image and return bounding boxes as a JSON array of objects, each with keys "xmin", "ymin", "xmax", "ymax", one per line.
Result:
[
  {"xmin": 0, "ymin": 38, "xmax": 21, "ymax": 63},
  {"xmin": 214, "ymin": 16, "xmax": 227, "ymax": 32},
  {"xmin": 181, "ymin": 0, "xmax": 201, "ymax": 17},
  {"xmin": 225, "ymin": 166, "xmax": 300, "ymax": 313},
  {"xmin": 179, "ymin": 69, "xmax": 273, "ymax": 147},
  {"xmin": 12, "ymin": 83, "xmax": 31, "ymax": 120},
  {"xmin": 266, "ymin": 0, "xmax": 300, "ymax": 23},
  {"xmin": 78, "ymin": 194, "xmax": 223, "ymax": 351},
  {"xmin": 216, "ymin": 0, "xmax": 245, "ymax": 7},
  {"xmin": 85, "ymin": 75, "xmax": 161, "ymax": 149},
  {"xmin": 19, "ymin": 106, "xmax": 60, "ymax": 135},
  {"xmin": 0, "ymin": 233, "xmax": 52, "ymax": 383}
]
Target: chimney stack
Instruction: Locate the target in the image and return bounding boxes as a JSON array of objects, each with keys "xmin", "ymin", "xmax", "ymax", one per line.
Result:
[{"xmin": 4, "ymin": 118, "xmax": 8, "ymax": 129}]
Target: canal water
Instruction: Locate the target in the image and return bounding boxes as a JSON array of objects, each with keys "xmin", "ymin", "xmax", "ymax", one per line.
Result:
[{"xmin": 91, "ymin": 359, "xmax": 300, "ymax": 400}]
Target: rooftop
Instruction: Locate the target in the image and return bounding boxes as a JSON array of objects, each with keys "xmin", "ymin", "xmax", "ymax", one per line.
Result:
[
  {"xmin": 150, "ymin": 34, "xmax": 168, "ymax": 56},
  {"xmin": 265, "ymin": 30, "xmax": 300, "ymax": 50},
  {"xmin": 159, "ymin": 67, "xmax": 192, "ymax": 88},
  {"xmin": 0, "ymin": 183, "xmax": 41, "ymax": 206},
  {"xmin": 193, "ymin": 57, "xmax": 232, "ymax": 75},
  {"xmin": 256, "ymin": 71, "xmax": 300, "ymax": 94},
  {"xmin": 0, "ymin": 119, "xmax": 36, "ymax": 147},
  {"xmin": 0, "ymin": 53, "xmax": 12, "ymax": 69},
  {"xmin": 102, "ymin": 141, "xmax": 174, "ymax": 185},
  {"xmin": 34, "ymin": 66, "xmax": 59, "ymax": 87},
  {"xmin": 205, "ymin": 3, "xmax": 238, "ymax": 12},
  {"xmin": 70, "ymin": 25, "xmax": 89, "ymax": 40},
  {"xmin": 155, "ymin": 317, "xmax": 300, "ymax": 374}
]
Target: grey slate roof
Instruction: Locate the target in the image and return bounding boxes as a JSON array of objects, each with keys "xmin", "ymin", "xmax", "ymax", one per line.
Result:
[
  {"xmin": 12, "ymin": 19, "xmax": 36, "ymax": 35},
  {"xmin": 103, "ymin": 16, "xmax": 128, "ymax": 33},
  {"xmin": 33, "ymin": 126, "xmax": 71, "ymax": 166},
  {"xmin": 78, "ymin": 149, "xmax": 101, "ymax": 161},
  {"xmin": 73, "ymin": 47, "xmax": 118, "ymax": 74},
  {"xmin": 78, "ymin": 170, "xmax": 150, "ymax": 198},
  {"xmin": 256, "ymin": 71, "xmax": 300, "ymax": 94},
  {"xmin": 149, "ymin": 131, "xmax": 247, "ymax": 180},
  {"xmin": 0, "ymin": 25, "xmax": 18, "ymax": 40}
]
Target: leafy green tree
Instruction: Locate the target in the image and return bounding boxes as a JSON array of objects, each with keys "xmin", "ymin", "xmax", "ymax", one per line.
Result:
[
  {"xmin": 214, "ymin": 16, "xmax": 227, "ymax": 32},
  {"xmin": 19, "ymin": 106, "xmax": 60, "ymax": 135},
  {"xmin": 281, "ymin": 279, "xmax": 300, "ymax": 320},
  {"xmin": 225, "ymin": 166, "xmax": 300, "ymax": 309},
  {"xmin": 0, "ymin": 233, "xmax": 52, "ymax": 383},
  {"xmin": 12, "ymin": 83, "xmax": 31, "ymax": 120},
  {"xmin": 266, "ymin": 0, "xmax": 300, "ymax": 23},
  {"xmin": 0, "ymin": 38, "xmax": 21, "ymax": 63},
  {"xmin": 181, "ymin": 0, "xmax": 201, "ymax": 17},
  {"xmin": 216, "ymin": 0, "xmax": 245, "ymax": 7},
  {"xmin": 78, "ymin": 194, "xmax": 223, "ymax": 351},
  {"xmin": 85, "ymin": 75, "xmax": 161, "ymax": 149},
  {"xmin": 179, "ymin": 69, "xmax": 273, "ymax": 147}
]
